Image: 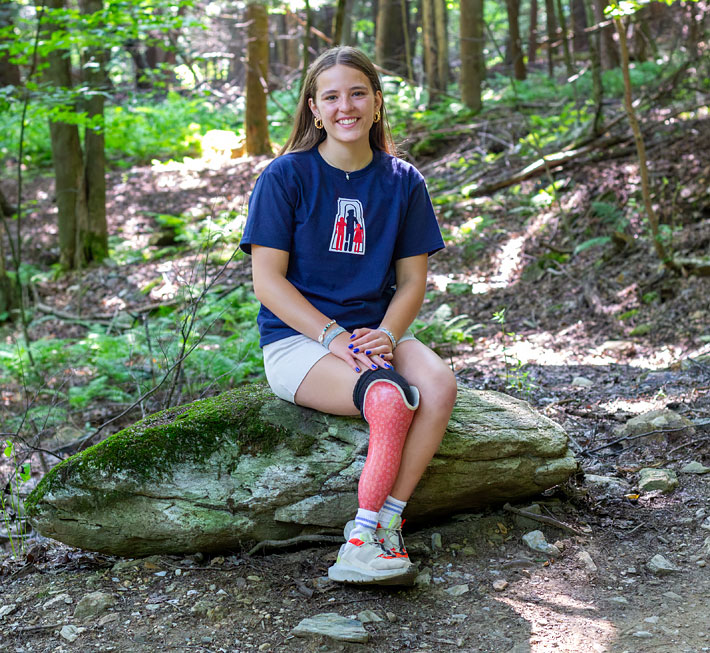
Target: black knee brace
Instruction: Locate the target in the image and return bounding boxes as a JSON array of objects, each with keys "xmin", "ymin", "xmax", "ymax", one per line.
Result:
[{"xmin": 352, "ymin": 367, "xmax": 418, "ymax": 418}]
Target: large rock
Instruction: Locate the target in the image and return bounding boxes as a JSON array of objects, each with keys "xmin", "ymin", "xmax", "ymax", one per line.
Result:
[{"xmin": 26, "ymin": 384, "xmax": 577, "ymax": 556}]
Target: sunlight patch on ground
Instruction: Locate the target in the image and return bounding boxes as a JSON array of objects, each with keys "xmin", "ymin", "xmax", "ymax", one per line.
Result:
[{"xmin": 495, "ymin": 590, "xmax": 617, "ymax": 652}]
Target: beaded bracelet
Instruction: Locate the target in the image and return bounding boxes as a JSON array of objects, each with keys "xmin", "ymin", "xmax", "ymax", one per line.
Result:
[
  {"xmin": 322, "ymin": 326, "xmax": 346, "ymax": 350},
  {"xmin": 379, "ymin": 327, "xmax": 397, "ymax": 350},
  {"xmin": 317, "ymin": 319, "xmax": 336, "ymax": 344}
]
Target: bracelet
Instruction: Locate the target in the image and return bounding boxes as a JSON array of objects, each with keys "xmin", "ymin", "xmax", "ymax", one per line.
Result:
[
  {"xmin": 322, "ymin": 326, "xmax": 346, "ymax": 349},
  {"xmin": 379, "ymin": 327, "xmax": 397, "ymax": 350},
  {"xmin": 317, "ymin": 319, "xmax": 336, "ymax": 344}
]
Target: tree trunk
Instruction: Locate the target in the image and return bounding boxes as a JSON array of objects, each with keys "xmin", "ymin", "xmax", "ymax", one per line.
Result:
[
  {"xmin": 614, "ymin": 16, "xmax": 667, "ymax": 265},
  {"xmin": 554, "ymin": 0, "xmax": 574, "ymax": 79},
  {"xmin": 571, "ymin": 0, "xmax": 589, "ymax": 52},
  {"xmin": 506, "ymin": 0, "xmax": 526, "ymax": 80},
  {"xmin": 460, "ymin": 0, "xmax": 484, "ymax": 112},
  {"xmin": 582, "ymin": 0, "xmax": 603, "ymax": 135},
  {"xmin": 245, "ymin": 2, "xmax": 271, "ymax": 156},
  {"xmin": 528, "ymin": 0, "xmax": 539, "ymax": 64},
  {"xmin": 0, "ymin": 0, "xmax": 21, "ymax": 85},
  {"xmin": 332, "ymin": 0, "xmax": 347, "ymax": 46},
  {"xmin": 544, "ymin": 0, "xmax": 558, "ymax": 77},
  {"xmin": 434, "ymin": 0, "xmax": 449, "ymax": 90},
  {"xmin": 422, "ymin": 0, "xmax": 439, "ymax": 105},
  {"xmin": 594, "ymin": 0, "xmax": 619, "ymax": 69},
  {"xmin": 375, "ymin": 0, "xmax": 409, "ymax": 76},
  {"xmin": 45, "ymin": 0, "xmax": 89, "ymax": 270},
  {"xmin": 78, "ymin": 0, "xmax": 108, "ymax": 264}
]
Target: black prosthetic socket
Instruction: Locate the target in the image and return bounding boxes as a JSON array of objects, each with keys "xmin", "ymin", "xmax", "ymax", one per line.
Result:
[{"xmin": 352, "ymin": 367, "xmax": 416, "ymax": 418}]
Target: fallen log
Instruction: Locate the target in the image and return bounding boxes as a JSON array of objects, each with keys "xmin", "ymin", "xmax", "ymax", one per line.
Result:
[{"xmin": 26, "ymin": 383, "xmax": 578, "ymax": 556}]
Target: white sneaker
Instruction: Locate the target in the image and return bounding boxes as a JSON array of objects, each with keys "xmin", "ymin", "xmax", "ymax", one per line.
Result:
[
  {"xmin": 328, "ymin": 529, "xmax": 414, "ymax": 585},
  {"xmin": 344, "ymin": 516, "xmax": 411, "ymax": 563}
]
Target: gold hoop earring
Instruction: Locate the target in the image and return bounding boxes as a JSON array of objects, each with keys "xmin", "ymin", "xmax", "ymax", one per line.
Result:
[
  {"xmin": 373, "ymin": 110, "xmax": 381, "ymax": 124},
  {"xmin": 314, "ymin": 117, "xmax": 323, "ymax": 129}
]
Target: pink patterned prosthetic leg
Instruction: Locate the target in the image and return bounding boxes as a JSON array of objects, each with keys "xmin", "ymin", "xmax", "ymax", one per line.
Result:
[{"xmin": 358, "ymin": 380, "xmax": 419, "ymax": 512}]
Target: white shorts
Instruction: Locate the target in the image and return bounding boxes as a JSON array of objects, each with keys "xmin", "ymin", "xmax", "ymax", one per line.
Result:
[{"xmin": 262, "ymin": 330, "xmax": 416, "ymax": 404}]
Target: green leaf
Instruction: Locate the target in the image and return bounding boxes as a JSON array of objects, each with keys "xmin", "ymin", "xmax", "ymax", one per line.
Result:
[{"xmin": 573, "ymin": 236, "xmax": 612, "ymax": 256}]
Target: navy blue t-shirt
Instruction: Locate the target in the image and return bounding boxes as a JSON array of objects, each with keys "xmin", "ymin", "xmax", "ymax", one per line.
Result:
[{"xmin": 240, "ymin": 146, "xmax": 444, "ymax": 347}]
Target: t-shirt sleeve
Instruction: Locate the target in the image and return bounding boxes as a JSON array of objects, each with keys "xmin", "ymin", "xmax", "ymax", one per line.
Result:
[
  {"xmin": 393, "ymin": 171, "xmax": 445, "ymax": 259},
  {"xmin": 239, "ymin": 164, "xmax": 296, "ymax": 255}
]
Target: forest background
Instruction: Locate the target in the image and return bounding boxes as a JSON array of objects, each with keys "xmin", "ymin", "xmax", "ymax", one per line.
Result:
[{"xmin": 0, "ymin": 0, "xmax": 709, "ymax": 590}]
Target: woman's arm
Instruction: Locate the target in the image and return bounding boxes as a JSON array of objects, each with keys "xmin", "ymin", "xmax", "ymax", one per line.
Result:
[
  {"xmin": 251, "ymin": 245, "xmax": 388, "ymax": 372},
  {"xmin": 349, "ymin": 253, "xmax": 428, "ymax": 358}
]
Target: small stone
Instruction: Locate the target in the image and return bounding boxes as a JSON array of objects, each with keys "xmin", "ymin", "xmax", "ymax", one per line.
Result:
[
  {"xmin": 462, "ymin": 546, "xmax": 476, "ymax": 556},
  {"xmin": 644, "ymin": 616, "xmax": 660, "ymax": 624},
  {"xmin": 492, "ymin": 579, "xmax": 508, "ymax": 592},
  {"xmin": 632, "ymin": 631, "xmax": 654, "ymax": 639},
  {"xmin": 43, "ymin": 594, "xmax": 72, "ymax": 609},
  {"xmin": 662, "ymin": 591, "xmax": 683, "ymax": 601},
  {"xmin": 584, "ymin": 474, "xmax": 631, "ymax": 496},
  {"xmin": 577, "ymin": 551, "xmax": 598, "ymax": 573},
  {"xmin": 0, "ymin": 604, "xmax": 17, "ymax": 618},
  {"xmin": 414, "ymin": 570, "xmax": 432, "ymax": 586},
  {"xmin": 680, "ymin": 461, "xmax": 710, "ymax": 474},
  {"xmin": 698, "ymin": 560, "xmax": 706, "ymax": 568},
  {"xmin": 60, "ymin": 625, "xmax": 80, "ymax": 642},
  {"xmin": 258, "ymin": 644, "xmax": 270, "ymax": 651},
  {"xmin": 445, "ymin": 584, "xmax": 470, "ymax": 596},
  {"xmin": 608, "ymin": 596, "xmax": 629, "ymax": 604},
  {"xmin": 98, "ymin": 613, "xmax": 120, "ymax": 626},
  {"xmin": 571, "ymin": 376, "xmax": 594, "ymax": 387},
  {"xmin": 703, "ymin": 537, "xmax": 710, "ymax": 557},
  {"xmin": 386, "ymin": 611, "xmax": 397, "ymax": 623},
  {"xmin": 647, "ymin": 554, "xmax": 678, "ymax": 576},
  {"xmin": 74, "ymin": 591, "xmax": 116, "ymax": 621},
  {"xmin": 638, "ymin": 468, "xmax": 678, "ymax": 494},
  {"xmin": 431, "ymin": 533, "xmax": 443, "ymax": 550},
  {"xmin": 247, "ymin": 575, "xmax": 261, "ymax": 582},
  {"xmin": 700, "ymin": 517, "xmax": 710, "ymax": 531},
  {"xmin": 522, "ymin": 530, "xmax": 561, "ymax": 557},
  {"xmin": 357, "ymin": 609, "xmax": 383, "ymax": 624},
  {"xmin": 291, "ymin": 613, "xmax": 369, "ymax": 643}
]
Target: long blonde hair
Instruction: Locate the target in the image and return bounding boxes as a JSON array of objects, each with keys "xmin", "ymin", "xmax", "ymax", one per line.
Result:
[{"xmin": 280, "ymin": 47, "xmax": 396, "ymax": 156}]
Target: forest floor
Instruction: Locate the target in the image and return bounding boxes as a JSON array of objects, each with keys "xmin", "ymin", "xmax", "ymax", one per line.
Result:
[{"xmin": 1, "ymin": 112, "xmax": 709, "ymax": 652}]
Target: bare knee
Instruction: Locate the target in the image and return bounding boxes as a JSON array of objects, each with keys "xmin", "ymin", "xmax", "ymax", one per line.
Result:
[{"xmin": 413, "ymin": 363, "xmax": 457, "ymax": 418}]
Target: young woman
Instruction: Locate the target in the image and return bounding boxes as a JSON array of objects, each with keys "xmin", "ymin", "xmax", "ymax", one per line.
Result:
[{"xmin": 240, "ymin": 47, "xmax": 457, "ymax": 585}]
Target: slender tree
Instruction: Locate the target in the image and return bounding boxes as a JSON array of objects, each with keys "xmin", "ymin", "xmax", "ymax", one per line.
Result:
[
  {"xmin": 506, "ymin": 0, "xmax": 526, "ymax": 80},
  {"xmin": 528, "ymin": 0, "xmax": 539, "ymax": 64},
  {"xmin": 544, "ymin": 0, "xmax": 559, "ymax": 77},
  {"xmin": 45, "ymin": 0, "xmax": 107, "ymax": 270},
  {"xmin": 594, "ymin": 0, "xmax": 619, "ymax": 69},
  {"xmin": 434, "ymin": 0, "xmax": 449, "ymax": 90},
  {"xmin": 375, "ymin": 0, "xmax": 409, "ymax": 76},
  {"xmin": 0, "ymin": 0, "xmax": 21, "ymax": 85},
  {"xmin": 571, "ymin": 0, "xmax": 589, "ymax": 52},
  {"xmin": 554, "ymin": 0, "xmax": 574, "ymax": 78},
  {"xmin": 332, "ymin": 0, "xmax": 347, "ymax": 46},
  {"xmin": 422, "ymin": 0, "xmax": 439, "ymax": 104},
  {"xmin": 245, "ymin": 2, "xmax": 271, "ymax": 156},
  {"xmin": 460, "ymin": 0, "xmax": 485, "ymax": 111},
  {"xmin": 582, "ymin": 0, "xmax": 604, "ymax": 134}
]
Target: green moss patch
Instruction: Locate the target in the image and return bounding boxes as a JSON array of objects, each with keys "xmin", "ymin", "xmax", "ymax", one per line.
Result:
[{"xmin": 27, "ymin": 384, "xmax": 291, "ymax": 516}]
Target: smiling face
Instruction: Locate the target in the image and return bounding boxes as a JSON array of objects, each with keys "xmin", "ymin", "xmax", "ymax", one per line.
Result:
[{"xmin": 308, "ymin": 64, "xmax": 383, "ymax": 150}]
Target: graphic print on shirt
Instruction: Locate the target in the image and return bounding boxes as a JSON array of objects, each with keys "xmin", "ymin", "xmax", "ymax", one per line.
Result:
[{"xmin": 329, "ymin": 198, "xmax": 365, "ymax": 255}]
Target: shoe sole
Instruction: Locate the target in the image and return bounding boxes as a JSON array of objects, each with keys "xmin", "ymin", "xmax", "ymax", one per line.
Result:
[{"xmin": 328, "ymin": 562, "xmax": 418, "ymax": 586}]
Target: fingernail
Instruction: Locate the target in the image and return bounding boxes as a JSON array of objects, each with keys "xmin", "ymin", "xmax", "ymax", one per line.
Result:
[
  {"xmin": 371, "ymin": 364, "xmax": 377, "ymax": 369},
  {"xmin": 385, "ymin": 363, "xmax": 392, "ymax": 369},
  {"xmin": 350, "ymin": 334, "xmax": 356, "ymax": 339},
  {"xmin": 355, "ymin": 367, "xmax": 361, "ymax": 373},
  {"xmin": 380, "ymin": 354, "xmax": 385, "ymax": 358},
  {"xmin": 365, "ymin": 350, "xmax": 371, "ymax": 355},
  {"xmin": 353, "ymin": 348, "xmax": 359, "ymax": 353},
  {"xmin": 348, "ymin": 344, "xmax": 353, "ymax": 349}
]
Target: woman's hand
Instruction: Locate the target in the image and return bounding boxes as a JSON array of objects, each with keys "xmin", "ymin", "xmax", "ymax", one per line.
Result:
[
  {"xmin": 328, "ymin": 330, "xmax": 392, "ymax": 373},
  {"xmin": 347, "ymin": 328, "xmax": 394, "ymax": 369}
]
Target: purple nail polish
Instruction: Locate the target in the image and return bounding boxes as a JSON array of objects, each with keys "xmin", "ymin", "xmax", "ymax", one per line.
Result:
[
  {"xmin": 365, "ymin": 350, "xmax": 371, "ymax": 355},
  {"xmin": 350, "ymin": 334, "xmax": 356, "ymax": 339},
  {"xmin": 385, "ymin": 363, "xmax": 392, "ymax": 369},
  {"xmin": 371, "ymin": 364, "xmax": 377, "ymax": 369},
  {"xmin": 348, "ymin": 344, "xmax": 353, "ymax": 349},
  {"xmin": 353, "ymin": 348, "xmax": 359, "ymax": 353},
  {"xmin": 355, "ymin": 367, "xmax": 361, "ymax": 373},
  {"xmin": 380, "ymin": 354, "xmax": 385, "ymax": 358}
]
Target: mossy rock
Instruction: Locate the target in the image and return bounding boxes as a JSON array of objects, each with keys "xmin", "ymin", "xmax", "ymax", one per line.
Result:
[{"xmin": 27, "ymin": 383, "xmax": 577, "ymax": 556}]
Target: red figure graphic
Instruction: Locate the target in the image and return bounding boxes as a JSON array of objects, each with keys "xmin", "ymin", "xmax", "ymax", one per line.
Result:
[
  {"xmin": 334, "ymin": 216, "xmax": 346, "ymax": 251},
  {"xmin": 353, "ymin": 222, "xmax": 364, "ymax": 253}
]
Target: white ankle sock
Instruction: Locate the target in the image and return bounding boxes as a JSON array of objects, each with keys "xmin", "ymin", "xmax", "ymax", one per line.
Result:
[
  {"xmin": 350, "ymin": 508, "xmax": 379, "ymax": 539},
  {"xmin": 378, "ymin": 495, "xmax": 407, "ymax": 528}
]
